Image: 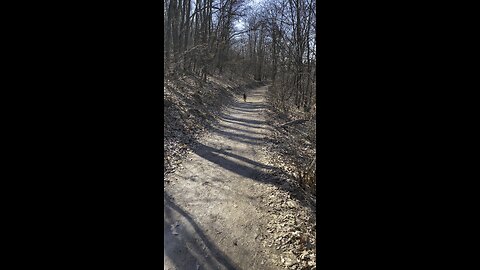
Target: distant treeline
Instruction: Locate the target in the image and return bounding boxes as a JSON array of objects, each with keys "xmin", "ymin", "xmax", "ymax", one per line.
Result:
[{"xmin": 164, "ymin": 0, "xmax": 316, "ymax": 112}]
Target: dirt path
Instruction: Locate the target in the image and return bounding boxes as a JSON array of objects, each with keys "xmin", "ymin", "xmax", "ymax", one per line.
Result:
[{"xmin": 164, "ymin": 86, "xmax": 311, "ymax": 270}]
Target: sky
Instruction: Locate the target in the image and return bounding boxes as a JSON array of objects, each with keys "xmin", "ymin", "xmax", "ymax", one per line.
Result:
[
  {"xmin": 234, "ymin": 0, "xmax": 265, "ymax": 31},
  {"xmin": 187, "ymin": 0, "xmax": 267, "ymax": 33},
  {"xmin": 248, "ymin": 0, "xmax": 264, "ymax": 6}
]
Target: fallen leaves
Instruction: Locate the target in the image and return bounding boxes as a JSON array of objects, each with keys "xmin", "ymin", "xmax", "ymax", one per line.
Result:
[
  {"xmin": 259, "ymin": 184, "xmax": 316, "ymax": 269},
  {"xmin": 263, "ymin": 106, "xmax": 316, "ymax": 196}
]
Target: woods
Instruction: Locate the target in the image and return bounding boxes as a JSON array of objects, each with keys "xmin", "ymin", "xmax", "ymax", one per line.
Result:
[
  {"xmin": 164, "ymin": 0, "xmax": 247, "ymax": 78},
  {"xmin": 164, "ymin": 0, "xmax": 317, "ymax": 194},
  {"xmin": 164, "ymin": 0, "xmax": 316, "ymax": 111},
  {"xmin": 164, "ymin": 1, "xmax": 317, "ymax": 268}
]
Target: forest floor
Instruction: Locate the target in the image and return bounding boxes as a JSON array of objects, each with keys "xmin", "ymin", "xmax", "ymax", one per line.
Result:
[{"xmin": 164, "ymin": 83, "xmax": 316, "ymax": 270}]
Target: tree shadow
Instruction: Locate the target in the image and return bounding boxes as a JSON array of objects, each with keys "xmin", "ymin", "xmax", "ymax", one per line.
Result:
[
  {"xmin": 217, "ymin": 118, "xmax": 264, "ymax": 129},
  {"xmin": 219, "ymin": 115, "xmax": 266, "ymax": 126},
  {"xmin": 192, "ymin": 142, "xmax": 274, "ymax": 171},
  {"xmin": 164, "ymin": 192, "xmax": 239, "ymax": 270},
  {"xmin": 207, "ymin": 127, "xmax": 265, "ymax": 146},
  {"xmin": 228, "ymin": 101, "xmax": 266, "ymax": 111},
  {"xmin": 231, "ymin": 103, "xmax": 266, "ymax": 111},
  {"xmin": 229, "ymin": 107, "xmax": 264, "ymax": 113},
  {"xmin": 215, "ymin": 124, "xmax": 265, "ymax": 135},
  {"xmin": 191, "ymin": 141, "xmax": 314, "ymax": 211}
]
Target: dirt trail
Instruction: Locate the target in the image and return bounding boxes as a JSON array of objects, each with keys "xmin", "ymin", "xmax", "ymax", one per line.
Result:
[{"xmin": 164, "ymin": 85, "xmax": 288, "ymax": 270}]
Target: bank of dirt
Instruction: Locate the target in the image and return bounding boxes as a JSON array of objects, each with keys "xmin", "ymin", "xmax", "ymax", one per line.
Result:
[{"xmin": 164, "ymin": 74, "xmax": 263, "ymax": 177}]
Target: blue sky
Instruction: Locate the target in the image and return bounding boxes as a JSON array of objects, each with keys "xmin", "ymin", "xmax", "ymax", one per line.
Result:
[{"xmin": 234, "ymin": 0, "xmax": 265, "ymax": 31}]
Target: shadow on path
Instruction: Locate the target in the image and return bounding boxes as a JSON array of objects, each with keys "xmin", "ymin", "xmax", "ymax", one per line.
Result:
[
  {"xmin": 216, "ymin": 124, "xmax": 265, "ymax": 135},
  {"xmin": 208, "ymin": 127, "xmax": 264, "ymax": 146},
  {"xmin": 218, "ymin": 118, "xmax": 264, "ymax": 129},
  {"xmin": 193, "ymin": 142, "xmax": 274, "ymax": 171},
  {"xmin": 191, "ymin": 141, "xmax": 314, "ymax": 211},
  {"xmin": 219, "ymin": 115, "xmax": 266, "ymax": 126},
  {"xmin": 164, "ymin": 192, "xmax": 238, "ymax": 270}
]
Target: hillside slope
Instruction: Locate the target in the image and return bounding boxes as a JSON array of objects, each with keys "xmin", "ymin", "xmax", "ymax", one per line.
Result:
[{"xmin": 164, "ymin": 74, "xmax": 263, "ymax": 175}]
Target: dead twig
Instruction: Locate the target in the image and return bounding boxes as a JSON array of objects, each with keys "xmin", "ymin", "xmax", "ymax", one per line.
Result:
[{"xmin": 279, "ymin": 119, "xmax": 308, "ymax": 128}]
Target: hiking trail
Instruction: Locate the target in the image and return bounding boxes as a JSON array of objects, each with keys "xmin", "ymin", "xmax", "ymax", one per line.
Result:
[{"xmin": 164, "ymin": 85, "xmax": 314, "ymax": 270}]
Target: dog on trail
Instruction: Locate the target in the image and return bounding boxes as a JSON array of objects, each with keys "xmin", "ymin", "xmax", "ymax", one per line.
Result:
[{"xmin": 243, "ymin": 93, "xmax": 247, "ymax": 102}]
